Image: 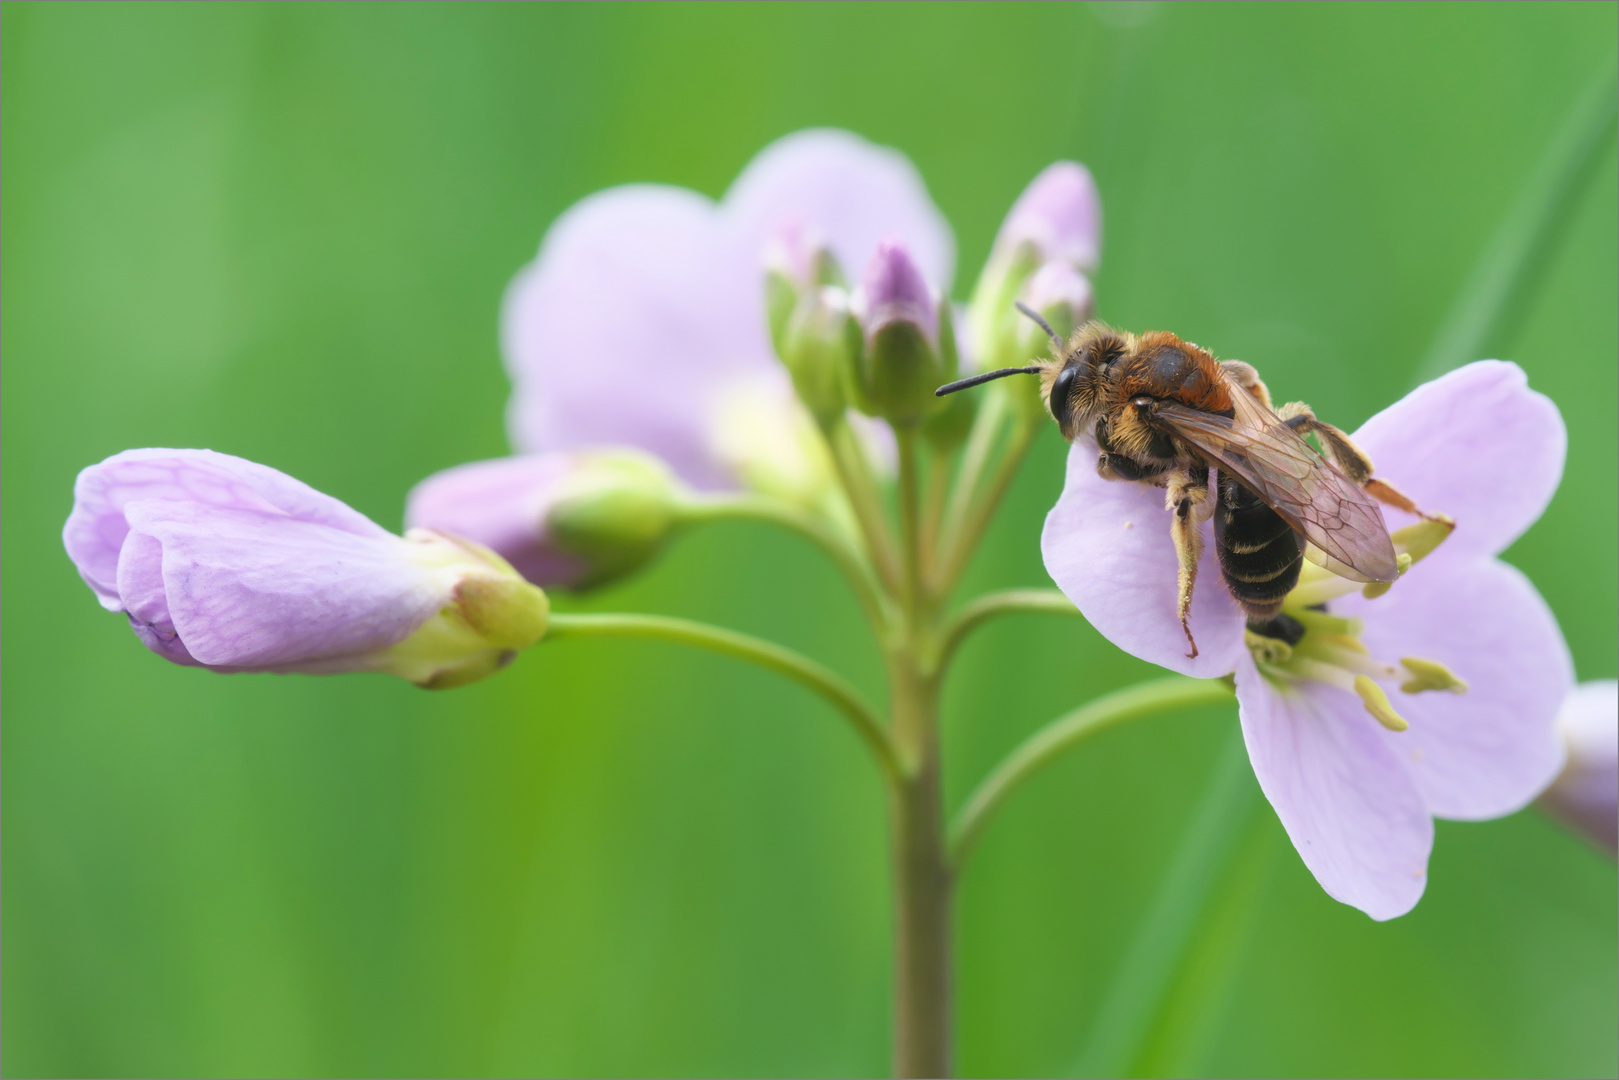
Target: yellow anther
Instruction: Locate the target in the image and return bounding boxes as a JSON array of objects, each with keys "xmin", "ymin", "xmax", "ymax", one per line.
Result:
[
  {"xmin": 1391, "ymin": 518, "xmax": 1454, "ymax": 564},
  {"xmin": 1400, "ymin": 656, "xmax": 1468, "ymax": 695},
  {"xmin": 1292, "ymin": 609, "xmax": 1363, "ymax": 637},
  {"xmin": 1355, "ymin": 675, "xmax": 1409, "ymax": 731},
  {"xmin": 1362, "ymin": 553, "xmax": 1413, "ymax": 599}
]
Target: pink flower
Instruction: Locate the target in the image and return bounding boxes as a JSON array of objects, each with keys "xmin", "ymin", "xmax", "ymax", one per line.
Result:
[
  {"xmin": 1041, "ymin": 361, "xmax": 1572, "ymax": 918},
  {"xmin": 64, "ymin": 449, "xmax": 549, "ymax": 688},
  {"xmin": 501, "ymin": 129, "xmax": 953, "ymax": 493},
  {"xmin": 1538, "ymin": 680, "xmax": 1618, "ymax": 856},
  {"xmin": 405, "ymin": 451, "xmax": 684, "ymax": 591},
  {"xmin": 992, "ymin": 161, "xmax": 1102, "ymax": 273}
]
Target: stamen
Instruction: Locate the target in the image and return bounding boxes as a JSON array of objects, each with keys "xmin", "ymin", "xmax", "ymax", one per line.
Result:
[
  {"xmin": 1361, "ymin": 553, "xmax": 1412, "ymax": 600},
  {"xmin": 1290, "ymin": 609, "xmax": 1363, "ymax": 637},
  {"xmin": 1391, "ymin": 518, "xmax": 1454, "ymax": 563},
  {"xmin": 1399, "ymin": 656, "xmax": 1468, "ymax": 695},
  {"xmin": 1355, "ymin": 675, "xmax": 1409, "ymax": 731}
]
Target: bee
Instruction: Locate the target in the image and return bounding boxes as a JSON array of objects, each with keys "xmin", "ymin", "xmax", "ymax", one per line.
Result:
[{"xmin": 937, "ymin": 305, "xmax": 1424, "ymax": 657}]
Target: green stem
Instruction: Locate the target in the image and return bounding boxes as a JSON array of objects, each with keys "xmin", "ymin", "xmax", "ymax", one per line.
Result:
[
  {"xmin": 937, "ymin": 390, "xmax": 1008, "ymax": 566},
  {"xmin": 896, "ymin": 429, "xmax": 926, "ymax": 619},
  {"xmin": 825, "ymin": 416, "xmax": 902, "ymax": 594},
  {"xmin": 935, "ymin": 414, "xmax": 1039, "ymax": 593},
  {"xmin": 934, "ymin": 588, "xmax": 1078, "ymax": 673},
  {"xmin": 544, "ymin": 613, "xmax": 901, "ymax": 782},
  {"xmin": 681, "ymin": 494, "xmax": 896, "ymax": 633},
  {"xmin": 949, "ymin": 677, "xmax": 1234, "ymax": 866}
]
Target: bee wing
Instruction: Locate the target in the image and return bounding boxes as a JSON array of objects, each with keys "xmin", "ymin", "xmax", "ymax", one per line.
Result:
[{"xmin": 1155, "ymin": 395, "xmax": 1399, "ymax": 583}]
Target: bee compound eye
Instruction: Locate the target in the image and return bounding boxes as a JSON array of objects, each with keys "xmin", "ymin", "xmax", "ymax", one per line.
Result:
[{"xmin": 1049, "ymin": 365, "xmax": 1078, "ymax": 423}]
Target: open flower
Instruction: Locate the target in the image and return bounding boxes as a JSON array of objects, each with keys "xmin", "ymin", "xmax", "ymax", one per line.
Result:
[
  {"xmin": 502, "ymin": 128, "xmax": 953, "ymax": 496},
  {"xmin": 1538, "ymin": 680, "xmax": 1617, "ymax": 856},
  {"xmin": 1042, "ymin": 361, "xmax": 1572, "ymax": 918},
  {"xmin": 64, "ymin": 449, "xmax": 549, "ymax": 688}
]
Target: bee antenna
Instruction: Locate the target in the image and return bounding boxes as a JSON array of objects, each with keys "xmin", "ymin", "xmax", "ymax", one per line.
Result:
[
  {"xmin": 1014, "ymin": 301, "xmax": 1064, "ymax": 349},
  {"xmin": 935, "ymin": 365, "xmax": 1044, "ymax": 397}
]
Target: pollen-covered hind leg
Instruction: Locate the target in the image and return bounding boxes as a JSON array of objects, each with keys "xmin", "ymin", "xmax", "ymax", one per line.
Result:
[
  {"xmin": 1278, "ymin": 402, "xmax": 1450, "ymax": 522},
  {"xmin": 1165, "ymin": 467, "xmax": 1212, "ymax": 658}
]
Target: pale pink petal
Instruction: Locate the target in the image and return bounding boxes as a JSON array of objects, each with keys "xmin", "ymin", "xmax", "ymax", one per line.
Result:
[
  {"xmin": 1338, "ymin": 556, "xmax": 1571, "ymax": 820},
  {"xmin": 405, "ymin": 455, "xmax": 589, "ymax": 588},
  {"xmin": 63, "ymin": 448, "xmax": 388, "ymax": 609},
  {"xmin": 722, "ymin": 128, "xmax": 955, "ymax": 293},
  {"xmin": 994, "ymin": 161, "xmax": 1102, "ymax": 272},
  {"xmin": 1351, "ymin": 361, "xmax": 1565, "ymax": 562},
  {"xmin": 501, "ymin": 185, "xmax": 770, "ymax": 490},
  {"xmin": 1539, "ymin": 680, "xmax": 1617, "ymax": 855},
  {"xmin": 858, "ymin": 237, "xmax": 936, "ymax": 342},
  {"xmin": 125, "ymin": 501, "xmax": 446, "ymax": 670},
  {"xmin": 1236, "ymin": 656, "xmax": 1434, "ymax": 920},
  {"xmin": 1041, "ymin": 440, "xmax": 1245, "ymax": 678}
]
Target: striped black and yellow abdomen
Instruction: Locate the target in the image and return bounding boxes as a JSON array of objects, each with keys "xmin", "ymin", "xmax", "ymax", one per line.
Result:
[{"xmin": 1212, "ymin": 475, "xmax": 1302, "ymax": 622}]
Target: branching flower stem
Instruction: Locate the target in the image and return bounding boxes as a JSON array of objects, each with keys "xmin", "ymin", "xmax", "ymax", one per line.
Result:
[
  {"xmin": 949, "ymin": 677, "xmax": 1236, "ymax": 866},
  {"xmin": 934, "ymin": 588, "xmax": 1078, "ymax": 673},
  {"xmin": 545, "ymin": 612, "xmax": 902, "ymax": 782}
]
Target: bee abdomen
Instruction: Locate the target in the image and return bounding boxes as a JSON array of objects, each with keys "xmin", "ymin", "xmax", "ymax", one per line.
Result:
[{"xmin": 1213, "ymin": 477, "xmax": 1302, "ymax": 619}]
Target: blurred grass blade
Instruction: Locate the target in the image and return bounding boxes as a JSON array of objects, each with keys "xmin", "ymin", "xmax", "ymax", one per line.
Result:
[
  {"xmin": 1071, "ymin": 727, "xmax": 1260, "ymax": 1078},
  {"xmin": 1416, "ymin": 59, "xmax": 1618, "ymax": 382}
]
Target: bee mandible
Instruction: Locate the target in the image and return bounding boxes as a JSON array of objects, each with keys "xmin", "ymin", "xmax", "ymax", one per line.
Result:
[{"xmin": 938, "ymin": 304, "xmax": 1427, "ymax": 658}]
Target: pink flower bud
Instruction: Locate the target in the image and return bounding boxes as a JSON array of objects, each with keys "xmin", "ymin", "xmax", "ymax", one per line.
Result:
[{"xmin": 995, "ymin": 162, "xmax": 1102, "ymax": 273}]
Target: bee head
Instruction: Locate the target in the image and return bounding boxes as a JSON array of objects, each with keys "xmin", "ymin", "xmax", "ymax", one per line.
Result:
[{"xmin": 1042, "ymin": 323, "xmax": 1128, "ymax": 440}]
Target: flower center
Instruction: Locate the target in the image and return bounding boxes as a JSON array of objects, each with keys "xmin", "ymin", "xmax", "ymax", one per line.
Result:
[{"xmin": 1247, "ymin": 518, "xmax": 1466, "ymax": 731}]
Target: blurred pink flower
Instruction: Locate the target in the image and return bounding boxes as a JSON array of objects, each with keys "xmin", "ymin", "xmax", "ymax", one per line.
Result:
[
  {"xmin": 1042, "ymin": 361, "xmax": 1571, "ymax": 918},
  {"xmin": 992, "ymin": 160, "xmax": 1102, "ymax": 273},
  {"xmin": 502, "ymin": 129, "xmax": 953, "ymax": 491}
]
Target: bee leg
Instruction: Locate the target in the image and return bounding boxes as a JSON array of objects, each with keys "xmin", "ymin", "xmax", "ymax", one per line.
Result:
[
  {"xmin": 1165, "ymin": 466, "xmax": 1212, "ymax": 658},
  {"xmin": 1279, "ymin": 402, "xmax": 1449, "ymax": 521},
  {"xmin": 1096, "ymin": 418, "xmax": 1170, "ymax": 482},
  {"xmin": 1221, "ymin": 360, "xmax": 1273, "ymax": 408},
  {"xmin": 1277, "ymin": 402, "xmax": 1375, "ymax": 484}
]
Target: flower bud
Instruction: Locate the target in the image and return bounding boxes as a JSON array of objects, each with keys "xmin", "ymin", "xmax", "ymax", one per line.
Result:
[
  {"xmin": 848, "ymin": 238, "xmax": 953, "ymax": 427},
  {"xmin": 1004, "ymin": 261, "xmax": 1096, "ymax": 423},
  {"xmin": 968, "ymin": 161, "xmax": 1102, "ymax": 372},
  {"xmin": 996, "ymin": 161, "xmax": 1102, "ymax": 273},
  {"xmin": 63, "ymin": 448, "xmax": 548, "ymax": 689},
  {"xmin": 1539, "ymin": 680, "xmax": 1617, "ymax": 856},
  {"xmin": 407, "ymin": 450, "xmax": 684, "ymax": 592},
  {"xmin": 762, "ymin": 222, "xmax": 861, "ymax": 424}
]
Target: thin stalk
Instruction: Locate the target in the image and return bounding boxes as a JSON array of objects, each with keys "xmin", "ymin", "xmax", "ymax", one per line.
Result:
[
  {"xmin": 545, "ymin": 613, "xmax": 900, "ymax": 782},
  {"xmin": 896, "ymin": 429, "xmax": 926, "ymax": 619},
  {"xmin": 949, "ymin": 677, "xmax": 1234, "ymax": 866},
  {"xmin": 920, "ymin": 445, "xmax": 951, "ymax": 581},
  {"xmin": 825, "ymin": 416, "xmax": 902, "ymax": 593},
  {"xmin": 937, "ymin": 389, "xmax": 1009, "ymax": 557},
  {"xmin": 681, "ymin": 494, "xmax": 896, "ymax": 633},
  {"xmin": 934, "ymin": 416, "xmax": 1039, "ymax": 593},
  {"xmin": 933, "ymin": 588, "xmax": 1078, "ymax": 673}
]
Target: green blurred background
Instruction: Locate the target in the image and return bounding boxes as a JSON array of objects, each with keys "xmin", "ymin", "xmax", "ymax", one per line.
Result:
[{"xmin": 4, "ymin": 3, "xmax": 1615, "ymax": 1076}]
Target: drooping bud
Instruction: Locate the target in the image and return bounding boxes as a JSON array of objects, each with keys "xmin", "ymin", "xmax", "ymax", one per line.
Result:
[
  {"xmin": 406, "ymin": 450, "xmax": 685, "ymax": 592},
  {"xmin": 849, "ymin": 238, "xmax": 952, "ymax": 426},
  {"xmin": 1538, "ymin": 680, "xmax": 1617, "ymax": 856},
  {"xmin": 968, "ymin": 161, "xmax": 1103, "ymax": 371},
  {"xmin": 63, "ymin": 448, "xmax": 549, "ymax": 690},
  {"xmin": 379, "ymin": 531, "xmax": 551, "ymax": 689}
]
